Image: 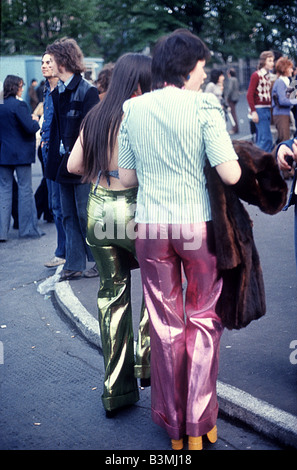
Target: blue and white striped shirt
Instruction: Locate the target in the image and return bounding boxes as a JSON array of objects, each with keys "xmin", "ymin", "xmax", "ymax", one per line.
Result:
[{"xmin": 118, "ymin": 86, "xmax": 238, "ymax": 223}]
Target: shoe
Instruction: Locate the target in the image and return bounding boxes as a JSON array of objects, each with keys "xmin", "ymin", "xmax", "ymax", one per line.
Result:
[
  {"xmin": 84, "ymin": 263, "xmax": 99, "ymax": 278},
  {"xmin": 140, "ymin": 377, "xmax": 151, "ymax": 388},
  {"xmin": 105, "ymin": 403, "xmax": 133, "ymax": 418},
  {"xmin": 44, "ymin": 256, "xmax": 66, "ymax": 268},
  {"xmin": 188, "ymin": 426, "xmax": 217, "ymax": 450},
  {"xmin": 106, "ymin": 409, "xmax": 117, "ymax": 419},
  {"xmin": 206, "ymin": 425, "xmax": 217, "ymax": 443},
  {"xmin": 59, "ymin": 269, "xmax": 82, "ymax": 281},
  {"xmin": 188, "ymin": 436, "xmax": 202, "ymax": 450},
  {"xmin": 171, "ymin": 438, "xmax": 183, "ymax": 450}
]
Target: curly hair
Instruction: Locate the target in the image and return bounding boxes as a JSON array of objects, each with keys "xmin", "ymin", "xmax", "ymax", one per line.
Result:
[
  {"xmin": 275, "ymin": 57, "xmax": 294, "ymax": 76},
  {"xmin": 46, "ymin": 37, "xmax": 85, "ymax": 74},
  {"xmin": 3, "ymin": 75, "xmax": 23, "ymax": 99}
]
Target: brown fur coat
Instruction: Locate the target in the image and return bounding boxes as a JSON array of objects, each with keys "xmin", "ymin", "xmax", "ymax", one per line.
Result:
[{"xmin": 205, "ymin": 140, "xmax": 288, "ymax": 329}]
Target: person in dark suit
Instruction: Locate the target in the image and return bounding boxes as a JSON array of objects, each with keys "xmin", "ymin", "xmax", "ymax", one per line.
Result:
[
  {"xmin": 45, "ymin": 38, "xmax": 99, "ymax": 280},
  {"xmin": 0, "ymin": 75, "xmax": 42, "ymax": 241}
]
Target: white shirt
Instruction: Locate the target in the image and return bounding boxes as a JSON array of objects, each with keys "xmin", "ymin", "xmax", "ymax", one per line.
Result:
[{"xmin": 118, "ymin": 87, "xmax": 238, "ymax": 224}]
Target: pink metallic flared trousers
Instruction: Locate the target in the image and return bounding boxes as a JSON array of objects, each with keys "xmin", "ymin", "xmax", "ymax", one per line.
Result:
[{"xmin": 136, "ymin": 222, "xmax": 223, "ymax": 440}]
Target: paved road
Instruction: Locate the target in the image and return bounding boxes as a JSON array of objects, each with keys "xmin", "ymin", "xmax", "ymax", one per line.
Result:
[
  {"xmin": 0, "ymin": 92, "xmax": 296, "ymax": 452},
  {"xmin": 0, "ymin": 221, "xmax": 291, "ymax": 451}
]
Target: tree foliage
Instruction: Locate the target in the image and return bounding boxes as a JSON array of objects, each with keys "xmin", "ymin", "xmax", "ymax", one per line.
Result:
[{"xmin": 1, "ymin": 0, "xmax": 296, "ymax": 62}]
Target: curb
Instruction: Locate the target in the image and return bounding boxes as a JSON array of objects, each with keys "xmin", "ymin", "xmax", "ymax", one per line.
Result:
[
  {"xmin": 54, "ymin": 280, "xmax": 297, "ymax": 449},
  {"xmin": 54, "ymin": 280, "xmax": 101, "ymax": 349}
]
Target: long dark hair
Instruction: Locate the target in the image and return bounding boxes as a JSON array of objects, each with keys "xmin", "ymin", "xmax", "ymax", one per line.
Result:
[
  {"xmin": 81, "ymin": 53, "xmax": 152, "ymax": 183},
  {"xmin": 152, "ymin": 29, "xmax": 210, "ymax": 90},
  {"xmin": 3, "ymin": 75, "xmax": 23, "ymax": 99}
]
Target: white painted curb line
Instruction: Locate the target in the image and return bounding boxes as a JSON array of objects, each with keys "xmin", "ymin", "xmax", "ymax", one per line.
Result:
[{"xmin": 54, "ymin": 280, "xmax": 297, "ymax": 449}]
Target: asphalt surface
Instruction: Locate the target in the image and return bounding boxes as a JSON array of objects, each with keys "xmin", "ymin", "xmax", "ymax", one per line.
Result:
[
  {"xmin": 1, "ymin": 93, "xmax": 296, "ymax": 452},
  {"xmin": 54, "ymin": 200, "xmax": 297, "ymax": 450}
]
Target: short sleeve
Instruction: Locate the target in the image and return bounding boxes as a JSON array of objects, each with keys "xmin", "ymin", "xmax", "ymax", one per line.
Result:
[
  {"xmin": 118, "ymin": 100, "xmax": 136, "ymax": 169},
  {"xmin": 198, "ymin": 94, "xmax": 238, "ymax": 167}
]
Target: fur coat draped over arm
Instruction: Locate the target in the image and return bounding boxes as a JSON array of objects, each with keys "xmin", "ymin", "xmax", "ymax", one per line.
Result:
[{"xmin": 204, "ymin": 140, "xmax": 288, "ymax": 330}]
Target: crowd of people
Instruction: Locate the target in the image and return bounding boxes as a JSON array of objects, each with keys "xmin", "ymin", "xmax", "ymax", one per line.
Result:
[{"xmin": 0, "ymin": 30, "xmax": 296, "ymax": 451}]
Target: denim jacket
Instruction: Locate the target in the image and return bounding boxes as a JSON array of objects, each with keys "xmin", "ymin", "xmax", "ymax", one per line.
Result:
[{"xmin": 40, "ymin": 80, "xmax": 55, "ymax": 145}]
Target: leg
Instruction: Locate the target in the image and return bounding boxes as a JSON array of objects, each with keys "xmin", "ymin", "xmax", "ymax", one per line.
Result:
[
  {"xmin": 15, "ymin": 165, "xmax": 41, "ymax": 238},
  {"xmin": 73, "ymin": 183, "xmax": 94, "ymax": 263},
  {"xmin": 136, "ymin": 223, "xmax": 223, "ymax": 441},
  {"xmin": 60, "ymin": 183, "xmax": 89, "ymax": 271},
  {"xmin": 255, "ymin": 107, "xmax": 273, "ymax": 152},
  {"xmin": 274, "ymin": 114, "xmax": 291, "ymax": 143},
  {"xmin": 90, "ymin": 243, "xmax": 139, "ymax": 411},
  {"xmin": 87, "ymin": 185, "xmax": 150, "ymax": 381},
  {"xmin": 12, "ymin": 176, "xmax": 19, "ymax": 228},
  {"xmin": 86, "ymin": 187, "xmax": 146, "ymax": 411},
  {"xmin": 134, "ymin": 298, "xmax": 150, "ymax": 381},
  {"xmin": 49, "ymin": 180, "xmax": 66, "ymax": 259},
  {"xmin": 175, "ymin": 223, "xmax": 223, "ymax": 438},
  {"xmin": 136, "ymin": 224, "xmax": 187, "ymax": 440},
  {"xmin": 295, "ymin": 204, "xmax": 297, "ymax": 275},
  {"xmin": 0, "ymin": 166, "xmax": 14, "ymax": 240}
]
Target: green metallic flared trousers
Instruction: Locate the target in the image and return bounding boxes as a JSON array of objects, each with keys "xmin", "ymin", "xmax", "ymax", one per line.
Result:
[{"xmin": 86, "ymin": 184, "xmax": 150, "ymax": 412}]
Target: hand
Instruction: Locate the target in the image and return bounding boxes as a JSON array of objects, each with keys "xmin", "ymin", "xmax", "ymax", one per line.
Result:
[
  {"xmin": 32, "ymin": 114, "xmax": 39, "ymax": 122},
  {"xmin": 277, "ymin": 140, "xmax": 297, "ymax": 171},
  {"xmin": 251, "ymin": 111, "xmax": 259, "ymax": 123},
  {"xmin": 293, "ymin": 140, "xmax": 297, "ymax": 162}
]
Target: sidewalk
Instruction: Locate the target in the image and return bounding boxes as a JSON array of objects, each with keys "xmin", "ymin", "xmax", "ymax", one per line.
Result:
[
  {"xmin": 32, "ymin": 95, "xmax": 297, "ymax": 448},
  {"xmin": 50, "ymin": 199, "xmax": 297, "ymax": 449}
]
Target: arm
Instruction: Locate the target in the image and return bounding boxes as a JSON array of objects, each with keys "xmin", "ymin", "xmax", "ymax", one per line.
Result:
[
  {"xmin": 274, "ymin": 81, "xmax": 297, "ymax": 107},
  {"xmin": 201, "ymin": 93, "xmax": 242, "ymax": 185},
  {"xmin": 15, "ymin": 101, "xmax": 40, "ymax": 134},
  {"xmin": 118, "ymin": 104, "xmax": 138, "ymax": 187},
  {"xmin": 246, "ymin": 73, "xmax": 259, "ymax": 123},
  {"xmin": 216, "ymin": 160, "xmax": 242, "ymax": 185},
  {"xmin": 67, "ymin": 133, "xmax": 85, "ymax": 175},
  {"xmin": 118, "ymin": 167, "xmax": 138, "ymax": 188},
  {"xmin": 276, "ymin": 139, "xmax": 297, "ymax": 171}
]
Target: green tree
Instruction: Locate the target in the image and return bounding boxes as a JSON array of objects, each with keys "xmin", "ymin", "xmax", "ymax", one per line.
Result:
[{"xmin": 1, "ymin": 0, "xmax": 296, "ymax": 62}]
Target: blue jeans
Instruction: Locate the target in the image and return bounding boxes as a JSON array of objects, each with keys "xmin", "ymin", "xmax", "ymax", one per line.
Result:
[
  {"xmin": 47, "ymin": 179, "xmax": 66, "ymax": 258},
  {"xmin": 59, "ymin": 182, "xmax": 94, "ymax": 271},
  {"xmin": 0, "ymin": 165, "xmax": 41, "ymax": 240},
  {"xmin": 255, "ymin": 107, "xmax": 273, "ymax": 152},
  {"xmin": 42, "ymin": 145, "xmax": 66, "ymax": 258}
]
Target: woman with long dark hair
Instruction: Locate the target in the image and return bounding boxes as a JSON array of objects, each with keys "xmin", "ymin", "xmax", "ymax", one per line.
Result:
[
  {"xmin": 67, "ymin": 53, "xmax": 152, "ymax": 417},
  {"xmin": 0, "ymin": 75, "xmax": 41, "ymax": 241}
]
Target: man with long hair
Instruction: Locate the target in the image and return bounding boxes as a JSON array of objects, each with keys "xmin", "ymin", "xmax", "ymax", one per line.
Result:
[
  {"xmin": 247, "ymin": 50, "xmax": 275, "ymax": 152},
  {"xmin": 45, "ymin": 38, "xmax": 99, "ymax": 280}
]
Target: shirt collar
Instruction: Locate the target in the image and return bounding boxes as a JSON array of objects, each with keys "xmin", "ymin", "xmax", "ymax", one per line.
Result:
[
  {"xmin": 280, "ymin": 75, "xmax": 290, "ymax": 87},
  {"xmin": 258, "ymin": 68, "xmax": 270, "ymax": 78},
  {"xmin": 58, "ymin": 74, "xmax": 74, "ymax": 93}
]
